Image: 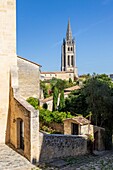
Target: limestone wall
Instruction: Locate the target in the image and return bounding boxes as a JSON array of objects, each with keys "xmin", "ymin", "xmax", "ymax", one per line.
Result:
[
  {"xmin": 39, "ymin": 133, "xmax": 87, "ymax": 162},
  {"xmin": 6, "ymin": 67, "xmax": 40, "ymax": 163},
  {"xmin": 41, "ymin": 72, "xmax": 74, "ymax": 82},
  {"xmin": 0, "ymin": 0, "xmax": 17, "ymax": 143},
  {"xmin": 17, "ymin": 57, "xmax": 40, "ymax": 99}
]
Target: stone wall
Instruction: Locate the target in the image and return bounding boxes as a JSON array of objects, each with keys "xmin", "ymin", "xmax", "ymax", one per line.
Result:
[
  {"xmin": 17, "ymin": 57, "xmax": 40, "ymax": 99},
  {"xmin": 41, "ymin": 71, "xmax": 74, "ymax": 82},
  {"xmin": 81, "ymin": 125, "xmax": 105, "ymax": 151},
  {"xmin": 39, "ymin": 133, "xmax": 87, "ymax": 162},
  {"xmin": 40, "ymin": 122, "xmax": 64, "ymax": 134},
  {"xmin": 6, "ymin": 67, "xmax": 40, "ymax": 163},
  {"xmin": 64, "ymin": 120, "xmax": 81, "ymax": 135},
  {"xmin": 0, "ymin": 0, "xmax": 17, "ymax": 143}
]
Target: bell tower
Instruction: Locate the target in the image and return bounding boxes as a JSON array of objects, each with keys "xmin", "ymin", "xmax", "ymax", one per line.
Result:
[
  {"xmin": 61, "ymin": 20, "xmax": 78, "ymax": 77},
  {"xmin": 0, "ymin": 0, "xmax": 17, "ymax": 143}
]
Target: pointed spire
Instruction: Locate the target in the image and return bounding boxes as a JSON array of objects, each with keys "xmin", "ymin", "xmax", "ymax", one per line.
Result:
[{"xmin": 66, "ymin": 19, "xmax": 72, "ymax": 41}]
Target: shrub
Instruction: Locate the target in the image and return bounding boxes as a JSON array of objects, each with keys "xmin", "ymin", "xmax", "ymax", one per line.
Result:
[
  {"xmin": 26, "ymin": 97, "xmax": 39, "ymax": 110},
  {"xmin": 39, "ymin": 109, "xmax": 73, "ymax": 124}
]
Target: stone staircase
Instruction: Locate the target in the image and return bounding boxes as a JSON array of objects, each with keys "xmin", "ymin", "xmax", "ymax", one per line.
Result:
[{"xmin": 0, "ymin": 144, "xmax": 35, "ymax": 170}]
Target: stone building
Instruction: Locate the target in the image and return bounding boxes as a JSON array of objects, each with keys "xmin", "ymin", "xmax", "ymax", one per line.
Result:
[
  {"xmin": 40, "ymin": 85, "xmax": 80, "ymax": 111},
  {"xmin": 41, "ymin": 20, "xmax": 78, "ymax": 81},
  {"xmin": 0, "ymin": 0, "xmax": 40, "ymax": 163},
  {"xmin": 17, "ymin": 56, "xmax": 41, "ymax": 99},
  {"xmin": 64, "ymin": 116, "xmax": 105, "ymax": 151}
]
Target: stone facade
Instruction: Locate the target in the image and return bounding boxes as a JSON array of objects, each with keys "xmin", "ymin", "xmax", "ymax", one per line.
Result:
[
  {"xmin": 61, "ymin": 20, "xmax": 78, "ymax": 78},
  {"xmin": 0, "ymin": 0, "xmax": 40, "ymax": 163},
  {"xmin": 41, "ymin": 20, "xmax": 78, "ymax": 82},
  {"xmin": 0, "ymin": 0, "xmax": 17, "ymax": 143},
  {"xmin": 6, "ymin": 66, "xmax": 40, "ymax": 163},
  {"xmin": 40, "ymin": 91, "xmax": 70, "ymax": 111},
  {"xmin": 41, "ymin": 71, "xmax": 75, "ymax": 82},
  {"xmin": 81, "ymin": 125, "xmax": 105, "ymax": 151},
  {"xmin": 64, "ymin": 118, "xmax": 105, "ymax": 151},
  {"xmin": 39, "ymin": 133, "xmax": 87, "ymax": 162},
  {"xmin": 17, "ymin": 56, "xmax": 41, "ymax": 99}
]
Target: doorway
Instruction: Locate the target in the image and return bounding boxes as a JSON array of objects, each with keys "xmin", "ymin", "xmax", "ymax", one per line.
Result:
[
  {"xmin": 17, "ymin": 118, "xmax": 24, "ymax": 150},
  {"xmin": 71, "ymin": 123, "xmax": 78, "ymax": 135},
  {"xmin": 94, "ymin": 131, "xmax": 98, "ymax": 150}
]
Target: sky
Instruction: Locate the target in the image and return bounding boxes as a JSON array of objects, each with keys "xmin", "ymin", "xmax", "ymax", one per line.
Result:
[{"xmin": 16, "ymin": 0, "xmax": 113, "ymax": 75}]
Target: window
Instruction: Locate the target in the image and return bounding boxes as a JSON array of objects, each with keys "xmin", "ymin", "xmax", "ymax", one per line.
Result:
[
  {"xmin": 71, "ymin": 47, "xmax": 73, "ymax": 51},
  {"xmin": 68, "ymin": 47, "xmax": 70, "ymax": 51},
  {"xmin": 68, "ymin": 55, "xmax": 70, "ymax": 66},
  {"xmin": 71, "ymin": 56, "xmax": 73, "ymax": 66}
]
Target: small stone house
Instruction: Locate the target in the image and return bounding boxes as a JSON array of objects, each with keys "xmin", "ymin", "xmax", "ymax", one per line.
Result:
[
  {"xmin": 40, "ymin": 85, "xmax": 80, "ymax": 111},
  {"xmin": 64, "ymin": 116, "xmax": 105, "ymax": 151}
]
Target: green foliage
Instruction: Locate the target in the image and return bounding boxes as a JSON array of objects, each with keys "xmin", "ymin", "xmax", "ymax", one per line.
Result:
[
  {"xmin": 39, "ymin": 109, "xmax": 72, "ymax": 124},
  {"xmin": 52, "ymin": 87, "xmax": 59, "ymax": 111},
  {"xmin": 69, "ymin": 78, "xmax": 72, "ymax": 84},
  {"xmin": 40, "ymin": 81, "xmax": 50, "ymax": 98},
  {"xmin": 58, "ymin": 90, "xmax": 65, "ymax": 111},
  {"xmin": 50, "ymin": 78, "xmax": 74, "ymax": 92},
  {"xmin": 42, "ymin": 103, "xmax": 48, "ymax": 110},
  {"xmin": 82, "ymin": 76, "xmax": 113, "ymax": 126},
  {"xmin": 26, "ymin": 97, "xmax": 39, "ymax": 109},
  {"xmin": 64, "ymin": 89, "xmax": 88, "ymax": 116}
]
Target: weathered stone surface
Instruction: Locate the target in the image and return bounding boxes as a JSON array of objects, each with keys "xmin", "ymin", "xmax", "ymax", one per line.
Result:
[
  {"xmin": 0, "ymin": 144, "xmax": 35, "ymax": 170},
  {"xmin": 0, "ymin": 0, "xmax": 17, "ymax": 144},
  {"xmin": 17, "ymin": 56, "xmax": 40, "ymax": 99},
  {"xmin": 6, "ymin": 68, "xmax": 40, "ymax": 163},
  {"xmin": 39, "ymin": 133, "xmax": 87, "ymax": 162}
]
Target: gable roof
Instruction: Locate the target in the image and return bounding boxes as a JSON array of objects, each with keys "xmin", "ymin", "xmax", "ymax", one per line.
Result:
[
  {"xmin": 64, "ymin": 116, "xmax": 90, "ymax": 125},
  {"xmin": 17, "ymin": 56, "xmax": 42, "ymax": 67}
]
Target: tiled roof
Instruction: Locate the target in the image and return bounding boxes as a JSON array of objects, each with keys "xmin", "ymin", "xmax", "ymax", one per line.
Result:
[
  {"xmin": 64, "ymin": 116, "xmax": 90, "ymax": 125},
  {"xmin": 41, "ymin": 71, "xmax": 74, "ymax": 74},
  {"xmin": 64, "ymin": 85, "xmax": 80, "ymax": 92},
  {"xmin": 40, "ymin": 96, "xmax": 53, "ymax": 103}
]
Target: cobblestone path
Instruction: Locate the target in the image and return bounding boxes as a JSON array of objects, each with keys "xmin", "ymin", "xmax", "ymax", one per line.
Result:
[
  {"xmin": 0, "ymin": 144, "xmax": 35, "ymax": 170},
  {"xmin": 62, "ymin": 151, "xmax": 113, "ymax": 170},
  {"xmin": 36, "ymin": 151, "xmax": 113, "ymax": 170}
]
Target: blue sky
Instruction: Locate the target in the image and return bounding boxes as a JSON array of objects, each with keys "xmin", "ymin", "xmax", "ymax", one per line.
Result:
[{"xmin": 17, "ymin": 0, "xmax": 113, "ymax": 75}]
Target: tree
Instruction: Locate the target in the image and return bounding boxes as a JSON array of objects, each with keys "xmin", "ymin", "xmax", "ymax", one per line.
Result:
[
  {"xmin": 50, "ymin": 78, "xmax": 71, "ymax": 92},
  {"xmin": 40, "ymin": 81, "xmax": 50, "ymax": 98},
  {"xmin": 58, "ymin": 90, "xmax": 65, "ymax": 111},
  {"xmin": 69, "ymin": 78, "xmax": 72, "ymax": 84},
  {"xmin": 82, "ymin": 76, "xmax": 113, "ymax": 149},
  {"xmin": 64, "ymin": 74, "xmax": 113, "ymax": 149},
  {"xmin": 52, "ymin": 87, "xmax": 59, "ymax": 111},
  {"xmin": 64, "ymin": 89, "xmax": 88, "ymax": 116},
  {"xmin": 82, "ymin": 77, "xmax": 113, "ymax": 127}
]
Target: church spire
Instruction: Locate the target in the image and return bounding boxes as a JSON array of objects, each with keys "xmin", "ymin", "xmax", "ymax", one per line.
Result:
[{"xmin": 66, "ymin": 19, "xmax": 72, "ymax": 41}]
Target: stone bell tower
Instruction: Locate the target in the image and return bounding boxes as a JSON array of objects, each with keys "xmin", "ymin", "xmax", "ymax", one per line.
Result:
[
  {"xmin": 61, "ymin": 20, "xmax": 78, "ymax": 77},
  {"xmin": 0, "ymin": 0, "xmax": 17, "ymax": 143}
]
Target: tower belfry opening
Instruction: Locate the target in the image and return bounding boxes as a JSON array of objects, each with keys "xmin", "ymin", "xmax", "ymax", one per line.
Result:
[{"xmin": 61, "ymin": 20, "xmax": 78, "ymax": 77}]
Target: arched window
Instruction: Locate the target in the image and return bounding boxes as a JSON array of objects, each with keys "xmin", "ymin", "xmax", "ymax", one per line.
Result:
[
  {"xmin": 71, "ymin": 47, "xmax": 73, "ymax": 51},
  {"xmin": 68, "ymin": 55, "xmax": 70, "ymax": 66},
  {"xmin": 71, "ymin": 55, "xmax": 73, "ymax": 66},
  {"xmin": 68, "ymin": 47, "xmax": 70, "ymax": 51}
]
